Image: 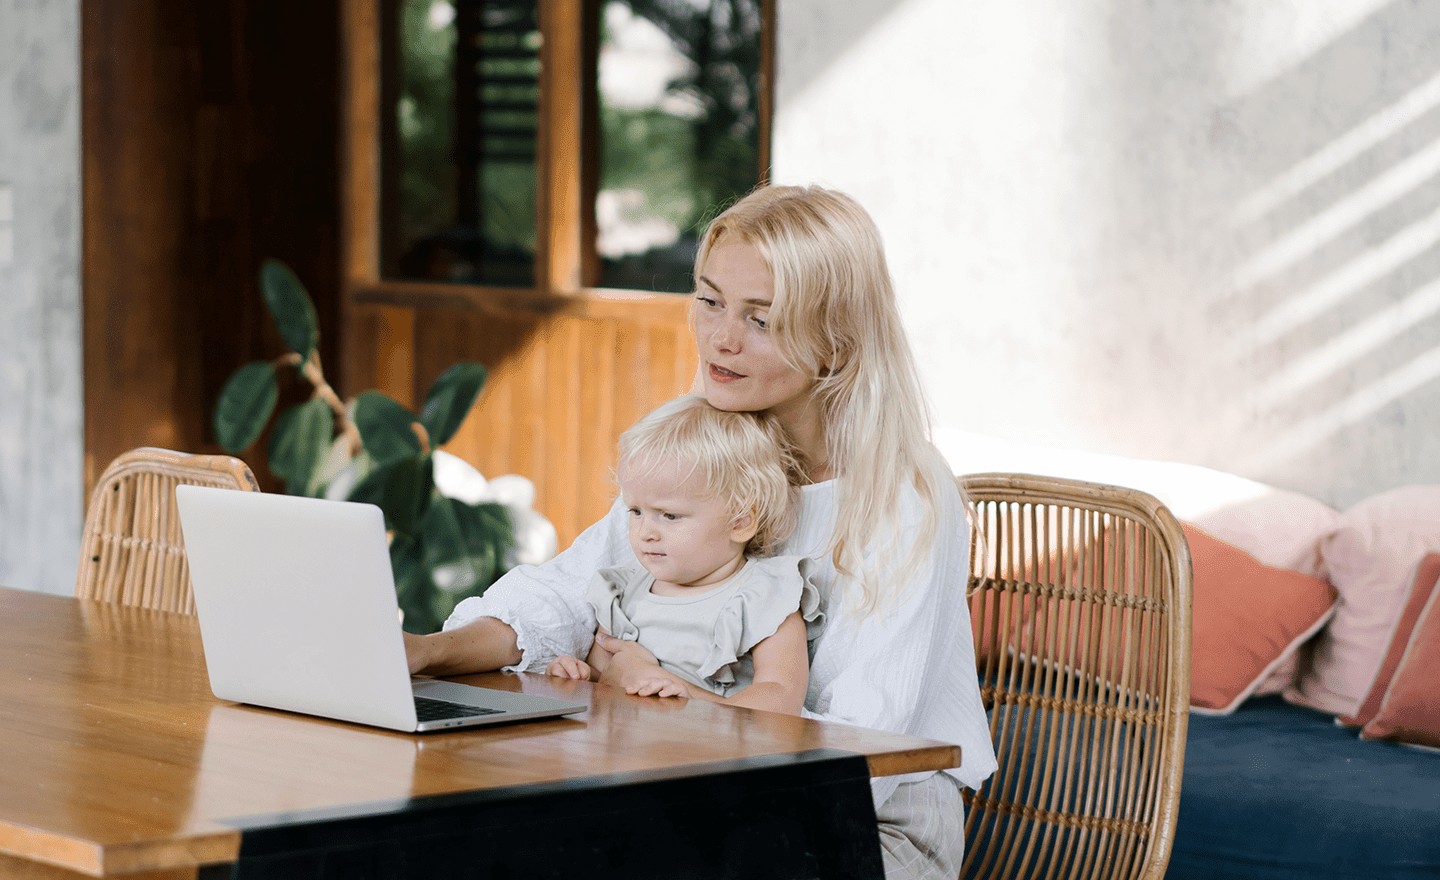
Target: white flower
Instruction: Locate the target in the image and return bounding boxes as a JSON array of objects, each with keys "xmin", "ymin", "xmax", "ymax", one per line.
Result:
[{"xmin": 506, "ymin": 506, "xmax": 558, "ymax": 569}]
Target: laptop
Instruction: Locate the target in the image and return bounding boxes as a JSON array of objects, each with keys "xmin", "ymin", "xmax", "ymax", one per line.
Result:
[{"xmin": 175, "ymin": 484, "xmax": 587, "ymax": 732}]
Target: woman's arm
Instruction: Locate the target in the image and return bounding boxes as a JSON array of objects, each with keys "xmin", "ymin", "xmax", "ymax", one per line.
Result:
[
  {"xmin": 405, "ymin": 500, "xmax": 631, "ymax": 675},
  {"xmin": 405, "ymin": 618, "xmax": 521, "ymax": 675}
]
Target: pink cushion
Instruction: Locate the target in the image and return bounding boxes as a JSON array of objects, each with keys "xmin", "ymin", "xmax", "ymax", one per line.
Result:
[
  {"xmin": 1338, "ymin": 553, "xmax": 1440, "ymax": 728},
  {"xmin": 1186, "ymin": 488, "xmax": 1340, "ymax": 578},
  {"xmin": 1288, "ymin": 486, "xmax": 1440, "ymax": 716},
  {"xmin": 1361, "ymin": 556, "xmax": 1440, "ymax": 747},
  {"xmin": 1184, "ymin": 525, "xmax": 1340, "ymax": 715}
]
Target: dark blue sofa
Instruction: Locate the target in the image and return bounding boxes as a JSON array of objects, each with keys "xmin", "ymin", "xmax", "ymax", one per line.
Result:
[{"xmin": 1167, "ymin": 696, "xmax": 1440, "ymax": 878}]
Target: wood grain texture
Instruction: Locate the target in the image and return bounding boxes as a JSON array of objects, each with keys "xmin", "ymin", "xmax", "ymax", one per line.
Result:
[
  {"xmin": 0, "ymin": 587, "xmax": 959, "ymax": 877},
  {"xmin": 82, "ymin": 0, "xmax": 342, "ymax": 498},
  {"xmin": 350, "ymin": 298, "xmax": 698, "ymax": 551}
]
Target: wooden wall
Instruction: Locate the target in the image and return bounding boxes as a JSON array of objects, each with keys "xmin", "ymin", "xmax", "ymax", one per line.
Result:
[
  {"xmin": 81, "ymin": 0, "xmax": 342, "ymax": 496},
  {"xmin": 83, "ymin": 0, "xmax": 699, "ymax": 554},
  {"xmin": 346, "ymin": 297, "xmax": 697, "ymax": 552}
]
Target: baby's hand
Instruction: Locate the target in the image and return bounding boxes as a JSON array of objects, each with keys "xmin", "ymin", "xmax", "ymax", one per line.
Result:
[
  {"xmin": 546, "ymin": 655, "xmax": 593, "ymax": 681},
  {"xmin": 625, "ymin": 670, "xmax": 691, "ymax": 699}
]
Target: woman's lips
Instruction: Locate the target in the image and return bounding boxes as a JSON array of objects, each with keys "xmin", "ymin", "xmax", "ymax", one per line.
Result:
[{"xmin": 708, "ymin": 363, "xmax": 743, "ymax": 383}]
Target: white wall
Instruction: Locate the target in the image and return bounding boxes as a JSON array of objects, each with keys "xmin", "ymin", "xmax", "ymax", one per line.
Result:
[
  {"xmin": 0, "ymin": 0, "xmax": 82, "ymax": 594},
  {"xmin": 773, "ymin": 0, "xmax": 1440, "ymax": 510}
]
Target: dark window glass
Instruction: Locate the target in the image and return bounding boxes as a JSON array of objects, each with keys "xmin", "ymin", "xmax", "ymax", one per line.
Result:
[
  {"xmin": 378, "ymin": 0, "xmax": 763, "ymax": 293},
  {"xmin": 383, "ymin": 0, "xmax": 539, "ymax": 286},
  {"xmin": 595, "ymin": 0, "xmax": 764, "ymax": 293}
]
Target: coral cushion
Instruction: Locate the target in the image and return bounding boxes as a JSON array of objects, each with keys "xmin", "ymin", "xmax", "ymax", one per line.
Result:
[
  {"xmin": 1185, "ymin": 491, "xmax": 1340, "ymax": 696},
  {"xmin": 1339, "ymin": 553, "xmax": 1440, "ymax": 728},
  {"xmin": 1185, "ymin": 526, "xmax": 1339, "ymax": 715},
  {"xmin": 1360, "ymin": 554, "xmax": 1440, "ymax": 747},
  {"xmin": 1290, "ymin": 486, "xmax": 1440, "ymax": 716}
]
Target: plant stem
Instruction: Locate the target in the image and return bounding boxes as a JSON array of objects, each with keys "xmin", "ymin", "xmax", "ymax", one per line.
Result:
[{"xmin": 276, "ymin": 350, "xmax": 363, "ymax": 454}]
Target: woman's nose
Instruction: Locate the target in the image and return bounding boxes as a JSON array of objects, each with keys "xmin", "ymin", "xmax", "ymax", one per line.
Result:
[{"xmin": 709, "ymin": 317, "xmax": 740, "ymax": 353}]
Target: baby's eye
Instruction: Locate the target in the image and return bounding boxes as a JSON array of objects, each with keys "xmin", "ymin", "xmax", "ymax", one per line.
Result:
[
  {"xmin": 626, "ymin": 507, "xmax": 641, "ymax": 517},
  {"xmin": 661, "ymin": 512, "xmax": 680, "ymax": 521}
]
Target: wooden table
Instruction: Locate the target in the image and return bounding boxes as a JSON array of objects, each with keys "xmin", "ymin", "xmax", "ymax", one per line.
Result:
[{"xmin": 0, "ymin": 587, "xmax": 960, "ymax": 879}]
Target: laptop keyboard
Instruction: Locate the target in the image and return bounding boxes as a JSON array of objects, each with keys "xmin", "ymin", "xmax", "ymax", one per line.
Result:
[{"xmin": 414, "ymin": 695, "xmax": 504, "ymax": 721}]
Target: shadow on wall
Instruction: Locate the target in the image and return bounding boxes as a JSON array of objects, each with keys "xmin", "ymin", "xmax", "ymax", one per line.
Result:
[
  {"xmin": 772, "ymin": 0, "xmax": 902, "ymax": 108},
  {"xmin": 1213, "ymin": 0, "xmax": 1440, "ymax": 503}
]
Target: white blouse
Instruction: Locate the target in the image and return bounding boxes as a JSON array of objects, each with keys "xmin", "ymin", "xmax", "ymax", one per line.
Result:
[{"xmin": 444, "ymin": 453, "xmax": 998, "ymax": 805}]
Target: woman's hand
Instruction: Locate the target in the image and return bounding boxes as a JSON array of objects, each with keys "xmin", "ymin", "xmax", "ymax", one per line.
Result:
[
  {"xmin": 593, "ymin": 631, "xmax": 660, "ymax": 671},
  {"xmin": 546, "ymin": 655, "xmax": 594, "ymax": 681},
  {"xmin": 402, "ymin": 630, "xmax": 434, "ymax": 675},
  {"xmin": 593, "ymin": 632, "xmax": 687, "ymax": 696}
]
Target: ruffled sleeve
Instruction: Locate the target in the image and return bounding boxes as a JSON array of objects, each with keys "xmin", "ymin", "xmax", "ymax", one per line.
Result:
[
  {"xmin": 587, "ymin": 564, "xmax": 643, "ymax": 641},
  {"xmin": 699, "ymin": 556, "xmax": 825, "ymax": 687}
]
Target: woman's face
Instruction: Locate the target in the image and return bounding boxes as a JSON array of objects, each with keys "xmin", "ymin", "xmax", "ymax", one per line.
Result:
[{"xmin": 693, "ymin": 240, "xmax": 814, "ymax": 423}]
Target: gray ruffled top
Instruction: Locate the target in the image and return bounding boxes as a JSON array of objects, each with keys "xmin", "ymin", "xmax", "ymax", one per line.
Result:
[{"xmin": 588, "ymin": 555, "xmax": 825, "ymax": 696}]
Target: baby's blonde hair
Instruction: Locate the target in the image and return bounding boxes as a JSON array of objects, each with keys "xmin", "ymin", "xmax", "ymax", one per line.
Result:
[{"xmin": 618, "ymin": 394, "xmax": 799, "ymax": 557}]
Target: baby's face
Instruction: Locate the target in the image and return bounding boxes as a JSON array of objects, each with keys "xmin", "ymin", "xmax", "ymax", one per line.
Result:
[{"xmin": 618, "ymin": 457, "xmax": 751, "ymax": 589}]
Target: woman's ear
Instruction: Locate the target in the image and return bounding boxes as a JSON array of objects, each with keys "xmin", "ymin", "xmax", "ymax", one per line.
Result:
[{"xmin": 730, "ymin": 510, "xmax": 759, "ymax": 546}]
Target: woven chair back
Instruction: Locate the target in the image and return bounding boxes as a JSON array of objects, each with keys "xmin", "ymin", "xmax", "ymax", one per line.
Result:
[
  {"xmin": 959, "ymin": 473, "xmax": 1191, "ymax": 880},
  {"xmin": 75, "ymin": 447, "xmax": 259, "ymax": 615}
]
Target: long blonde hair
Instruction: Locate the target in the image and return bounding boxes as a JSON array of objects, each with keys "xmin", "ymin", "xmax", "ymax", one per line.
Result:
[
  {"xmin": 618, "ymin": 394, "xmax": 800, "ymax": 557},
  {"xmin": 693, "ymin": 185, "xmax": 951, "ymax": 613}
]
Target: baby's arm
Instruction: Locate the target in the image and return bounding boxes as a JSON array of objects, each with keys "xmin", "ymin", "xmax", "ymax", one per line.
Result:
[
  {"xmin": 723, "ymin": 611, "xmax": 809, "ymax": 714},
  {"xmin": 680, "ymin": 611, "xmax": 810, "ymax": 715}
]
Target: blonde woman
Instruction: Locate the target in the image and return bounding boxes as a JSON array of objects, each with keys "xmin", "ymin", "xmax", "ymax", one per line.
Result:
[{"xmin": 406, "ymin": 185, "xmax": 998, "ymax": 879}]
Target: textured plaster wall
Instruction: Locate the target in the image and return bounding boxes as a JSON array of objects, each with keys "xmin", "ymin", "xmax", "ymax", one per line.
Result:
[
  {"xmin": 773, "ymin": 0, "xmax": 1440, "ymax": 510},
  {"xmin": 0, "ymin": 0, "xmax": 81, "ymax": 594}
]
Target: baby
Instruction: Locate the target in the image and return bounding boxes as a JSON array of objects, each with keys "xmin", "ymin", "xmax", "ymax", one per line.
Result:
[{"xmin": 546, "ymin": 395, "xmax": 822, "ymax": 713}]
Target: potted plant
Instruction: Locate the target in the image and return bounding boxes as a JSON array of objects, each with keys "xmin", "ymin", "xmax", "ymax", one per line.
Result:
[{"xmin": 212, "ymin": 258, "xmax": 552, "ymax": 633}]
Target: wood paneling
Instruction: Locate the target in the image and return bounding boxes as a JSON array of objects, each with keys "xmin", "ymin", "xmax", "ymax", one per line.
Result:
[
  {"xmin": 340, "ymin": 1, "xmax": 701, "ymax": 552},
  {"xmin": 82, "ymin": 0, "xmax": 342, "ymax": 497},
  {"xmin": 348, "ymin": 298, "xmax": 697, "ymax": 551}
]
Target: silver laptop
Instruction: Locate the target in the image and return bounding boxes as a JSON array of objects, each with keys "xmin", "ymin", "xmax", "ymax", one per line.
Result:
[{"xmin": 175, "ymin": 484, "xmax": 587, "ymax": 732}]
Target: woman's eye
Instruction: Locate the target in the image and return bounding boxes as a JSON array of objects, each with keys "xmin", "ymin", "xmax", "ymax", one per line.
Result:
[
  {"xmin": 750, "ymin": 314, "xmax": 769, "ymax": 330},
  {"xmin": 695, "ymin": 294, "xmax": 720, "ymax": 309}
]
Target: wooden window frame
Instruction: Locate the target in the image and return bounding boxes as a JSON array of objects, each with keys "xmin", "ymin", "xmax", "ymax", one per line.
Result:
[{"xmin": 339, "ymin": 0, "xmax": 775, "ymax": 323}]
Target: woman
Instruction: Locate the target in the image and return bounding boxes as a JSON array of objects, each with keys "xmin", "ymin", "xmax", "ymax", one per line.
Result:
[{"xmin": 405, "ymin": 184, "xmax": 997, "ymax": 879}]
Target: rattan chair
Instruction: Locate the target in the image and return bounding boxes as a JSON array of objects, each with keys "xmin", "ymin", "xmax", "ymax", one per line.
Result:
[
  {"xmin": 959, "ymin": 473, "xmax": 1192, "ymax": 880},
  {"xmin": 75, "ymin": 447, "xmax": 259, "ymax": 615}
]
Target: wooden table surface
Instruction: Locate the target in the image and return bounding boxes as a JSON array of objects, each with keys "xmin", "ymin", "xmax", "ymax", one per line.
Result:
[{"xmin": 0, "ymin": 587, "xmax": 960, "ymax": 878}]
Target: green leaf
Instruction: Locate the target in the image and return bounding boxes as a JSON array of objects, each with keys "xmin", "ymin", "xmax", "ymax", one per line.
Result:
[
  {"xmin": 419, "ymin": 362, "xmax": 488, "ymax": 448},
  {"xmin": 390, "ymin": 533, "xmax": 437, "ymax": 634},
  {"xmin": 266, "ymin": 396, "xmax": 334, "ymax": 493},
  {"xmin": 213, "ymin": 361, "xmax": 279, "ymax": 453},
  {"xmin": 418, "ymin": 498, "xmax": 512, "ymax": 624},
  {"xmin": 380, "ymin": 453, "xmax": 434, "ymax": 536},
  {"xmin": 353, "ymin": 390, "xmax": 421, "ymax": 464},
  {"xmin": 260, "ymin": 258, "xmax": 319, "ymax": 360},
  {"xmin": 346, "ymin": 459, "xmax": 389, "ymax": 508}
]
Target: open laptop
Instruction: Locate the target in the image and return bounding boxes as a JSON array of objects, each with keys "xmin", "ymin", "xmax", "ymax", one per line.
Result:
[{"xmin": 175, "ymin": 485, "xmax": 587, "ymax": 732}]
